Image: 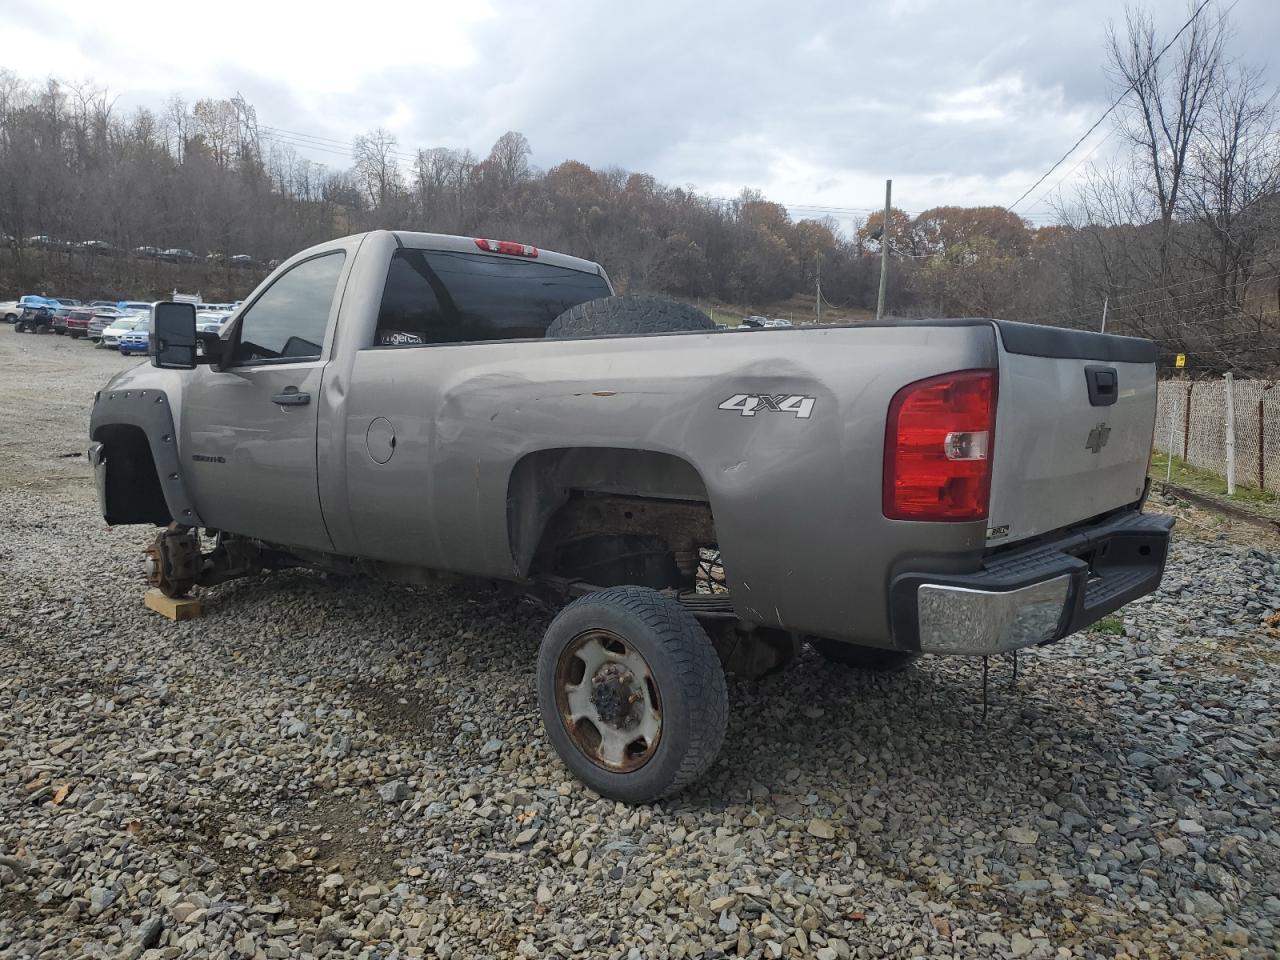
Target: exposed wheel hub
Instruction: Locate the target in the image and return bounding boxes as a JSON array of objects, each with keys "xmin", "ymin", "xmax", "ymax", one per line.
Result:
[
  {"xmin": 145, "ymin": 525, "xmax": 202, "ymax": 597},
  {"xmin": 554, "ymin": 629, "xmax": 662, "ymax": 772},
  {"xmin": 589, "ymin": 664, "xmax": 642, "ymax": 730}
]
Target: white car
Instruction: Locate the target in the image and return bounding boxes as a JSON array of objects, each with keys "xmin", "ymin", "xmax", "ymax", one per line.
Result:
[
  {"xmin": 195, "ymin": 310, "xmax": 231, "ymax": 334},
  {"xmin": 100, "ymin": 317, "xmax": 144, "ymax": 348},
  {"xmin": 2, "ymin": 295, "xmax": 53, "ymax": 323}
]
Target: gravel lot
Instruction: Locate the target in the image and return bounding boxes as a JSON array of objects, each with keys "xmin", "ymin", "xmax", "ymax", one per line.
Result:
[{"xmin": 2, "ymin": 331, "xmax": 1279, "ymax": 960}]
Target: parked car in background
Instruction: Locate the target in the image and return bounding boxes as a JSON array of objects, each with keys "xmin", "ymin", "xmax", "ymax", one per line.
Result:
[
  {"xmin": 77, "ymin": 240, "xmax": 118, "ymax": 256},
  {"xmin": 62, "ymin": 308, "xmax": 95, "ymax": 338},
  {"xmin": 160, "ymin": 248, "xmax": 197, "ymax": 263},
  {"xmin": 3, "ymin": 295, "xmax": 56, "ymax": 323},
  {"xmin": 195, "ymin": 310, "xmax": 232, "ymax": 334},
  {"xmin": 13, "ymin": 297, "xmax": 59, "ymax": 333},
  {"xmin": 229, "ymin": 254, "xmax": 257, "ymax": 268},
  {"xmin": 88, "ymin": 307, "xmax": 128, "ymax": 342},
  {"xmin": 117, "ymin": 301, "xmax": 153, "ymax": 314},
  {"xmin": 117, "ymin": 324, "xmax": 150, "ymax": 355},
  {"xmin": 89, "ymin": 300, "xmax": 117, "ymax": 308},
  {"xmin": 134, "ymin": 246, "xmax": 161, "ymax": 260},
  {"xmin": 100, "ymin": 316, "xmax": 143, "ymax": 348},
  {"xmin": 26, "ymin": 235, "xmax": 61, "ymax": 250}
]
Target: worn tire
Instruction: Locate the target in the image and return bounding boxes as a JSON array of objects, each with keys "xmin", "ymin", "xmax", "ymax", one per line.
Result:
[
  {"xmin": 537, "ymin": 586, "xmax": 728, "ymax": 803},
  {"xmin": 807, "ymin": 636, "xmax": 919, "ymax": 672},
  {"xmin": 12, "ymin": 320, "xmax": 24, "ymax": 333},
  {"xmin": 545, "ymin": 295, "xmax": 714, "ymax": 339}
]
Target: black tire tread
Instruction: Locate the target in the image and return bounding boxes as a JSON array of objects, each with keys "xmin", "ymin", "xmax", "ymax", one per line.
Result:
[
  {"xmin": 545, "ymin": 295, "xmax": 714, "ymax": 339},
  {"xmin": 538, "ymin": 585, "xmax": 727, "ymax": 801}
]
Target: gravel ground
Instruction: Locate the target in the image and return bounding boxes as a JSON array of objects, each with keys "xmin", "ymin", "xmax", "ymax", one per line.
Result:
[{"xmin": 1, "ymin": 331, "xmax": 1279, "ymax": 960}]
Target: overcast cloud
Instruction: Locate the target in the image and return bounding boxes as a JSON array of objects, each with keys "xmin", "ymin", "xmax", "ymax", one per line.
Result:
[{"xmin": 3, "ymin": 0, "xmax": 1276, "ymax": 226}]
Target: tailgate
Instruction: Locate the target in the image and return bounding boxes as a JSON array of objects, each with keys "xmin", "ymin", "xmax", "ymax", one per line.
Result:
[{"xmin": 986, "ymin": 320, "xmax": 1157, "ymax": 546}]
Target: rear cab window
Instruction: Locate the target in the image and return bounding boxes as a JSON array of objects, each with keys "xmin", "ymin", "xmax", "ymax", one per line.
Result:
[{"xmin": 373, "ymin": 249, "xmax": 610, "ymax": 347}]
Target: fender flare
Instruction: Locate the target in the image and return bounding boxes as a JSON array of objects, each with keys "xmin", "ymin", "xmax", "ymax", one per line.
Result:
[{"xmin": 89, "ymin": 387, "xmax": 205, "ymax": 527}]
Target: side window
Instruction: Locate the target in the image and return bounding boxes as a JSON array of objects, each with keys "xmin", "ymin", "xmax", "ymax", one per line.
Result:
[
  {"xmin": 232, "ymin": 252, "xmax": 346, "ymax": 364},
  {"xmin": 373, "ymin": 248, "xmax": 611, "ymax": 346}
]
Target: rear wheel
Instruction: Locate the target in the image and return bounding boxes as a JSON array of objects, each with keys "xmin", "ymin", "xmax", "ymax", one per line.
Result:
[
  {"xmin": 546, "ymin": 296, "xmax": 715, "ymax": 339},
  {"xmin": 807, "ymin": 636, "xmax": 919, "ymax": 672},
  {"xmin": 537, "ymin": 586, "xmax": 727, "ymax": 803}
]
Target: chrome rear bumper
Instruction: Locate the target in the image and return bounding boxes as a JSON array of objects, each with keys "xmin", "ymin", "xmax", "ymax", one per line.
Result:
[{"xmin": 892, "ymin": 510, "xmax": 1174, "ymax": 656}]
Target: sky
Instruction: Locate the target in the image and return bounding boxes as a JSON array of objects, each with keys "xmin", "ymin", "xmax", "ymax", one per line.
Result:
[{"xmin": 3, "ymin": 0, "xmax": 1277, "ymax": 230}]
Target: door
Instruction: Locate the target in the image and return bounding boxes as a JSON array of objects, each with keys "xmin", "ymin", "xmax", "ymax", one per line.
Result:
[{"xmin": 182, "ymin": 252, "xmax": 348, "ymax": 550}]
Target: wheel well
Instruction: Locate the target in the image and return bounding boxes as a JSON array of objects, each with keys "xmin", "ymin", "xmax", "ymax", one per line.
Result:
[
  {"xmin": 95, "ymin": 424, "xmax": 171, "ymax": 525},
  {"xmin": 508, "ymin": 448, "xmax": 717, "ymax": 589}
]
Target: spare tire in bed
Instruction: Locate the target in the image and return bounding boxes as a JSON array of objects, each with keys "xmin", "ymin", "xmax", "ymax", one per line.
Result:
[{"xmin": 546, "ymin": 296, "xmax": 715, "ymax": 339}]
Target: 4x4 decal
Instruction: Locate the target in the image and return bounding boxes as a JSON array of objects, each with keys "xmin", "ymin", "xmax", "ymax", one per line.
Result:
[{"xmin": 718, "ymin": 394, "xmax": 816, "ymax": 419}]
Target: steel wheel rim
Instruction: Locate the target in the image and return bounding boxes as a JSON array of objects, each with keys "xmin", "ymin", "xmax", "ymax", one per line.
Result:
[{"xmin": 553, "ymin": 628, "xmax": 662, "ymax": 773}]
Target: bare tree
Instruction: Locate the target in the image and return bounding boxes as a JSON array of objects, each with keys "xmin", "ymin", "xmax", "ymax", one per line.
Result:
[
  {"xmin": 352, "ymin": 128, "xmax": 403, "ymax": 209},
  {"xmin": 1106, "ymin": 4, "xmax": 1224, "ymax": 284}
]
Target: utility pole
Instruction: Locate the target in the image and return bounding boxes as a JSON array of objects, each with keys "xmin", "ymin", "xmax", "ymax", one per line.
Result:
[
  {"xmin": 875, "ymin": 179, "xmax": 892, "ymax": 321},
  {"xmin": 1100, "ymin": 296, "xmax": 1108, "ymax": 333},
  {"xmin": 816, "ymin": 256, "xmax": 822, "ymax": 325}
]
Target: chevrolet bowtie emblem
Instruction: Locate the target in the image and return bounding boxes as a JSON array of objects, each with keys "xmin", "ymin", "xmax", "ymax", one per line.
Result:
[{"xmin": 1085, "ymin": 422, "xmax": 1112, "ymax": 454}]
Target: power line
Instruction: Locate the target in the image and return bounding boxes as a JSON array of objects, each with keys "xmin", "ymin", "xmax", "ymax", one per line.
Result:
[{"xmin": 1007, "ymin": 0, "xmax": 1219, "ymax": 212}]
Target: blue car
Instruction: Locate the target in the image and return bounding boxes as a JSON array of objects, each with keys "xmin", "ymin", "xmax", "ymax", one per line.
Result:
[{"xmin": 118, "ymin": 326, "xmax": 151, "ymax": 355}]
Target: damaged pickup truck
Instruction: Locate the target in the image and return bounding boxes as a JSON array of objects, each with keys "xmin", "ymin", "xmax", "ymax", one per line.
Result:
[{"xmin": 89, "ymin": 230, "xmax": 1173, "ymax": 802}]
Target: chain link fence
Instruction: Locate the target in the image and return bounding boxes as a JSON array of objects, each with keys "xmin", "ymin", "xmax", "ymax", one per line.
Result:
[{"xmin": 1155, "ymin": 379, "xmax": 1280, "ymax": 492}]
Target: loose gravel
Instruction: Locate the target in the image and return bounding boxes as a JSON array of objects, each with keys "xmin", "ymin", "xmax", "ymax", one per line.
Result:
[{"xmin": 1, "ymin": 331, "xmax": 1279, "ymax": 960}]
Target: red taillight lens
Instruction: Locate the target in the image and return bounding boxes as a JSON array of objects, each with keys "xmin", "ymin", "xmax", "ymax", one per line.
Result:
[
  {"xmin": 473, "ymin": 238, "xmax": 539, "ymax": 258},
  {"xmin": 883, "ymin": 369, "xmax": 997, "ymax": 521}
]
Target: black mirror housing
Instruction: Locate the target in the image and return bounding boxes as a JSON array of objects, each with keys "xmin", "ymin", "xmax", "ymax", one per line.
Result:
[
  {"xmin": 195, "ymin": 330, "xmax": 225, "ymax": 365},
  {"xmin": 151, "ymin": 301, "xmax": 197, "ymax": 369}
]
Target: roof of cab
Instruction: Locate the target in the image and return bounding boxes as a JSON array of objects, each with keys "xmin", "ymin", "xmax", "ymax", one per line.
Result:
[{"xmin": 391, "ymin": 230, "xmax": 605, "ymax": 276}]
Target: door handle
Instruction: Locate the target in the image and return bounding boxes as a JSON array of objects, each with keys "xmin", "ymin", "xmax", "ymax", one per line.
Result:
[{"xmin": 272, "ymin": 387, "xmax": 310, "ymax": 406}]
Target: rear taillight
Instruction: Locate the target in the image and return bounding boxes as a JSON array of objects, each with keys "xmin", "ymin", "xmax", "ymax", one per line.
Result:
[
  {"xmin": 883, "ymin": 369, "xmax": 997, "ymax": 521},
  {"xmin": 474, "ymin": 238, "xmax": 539, "ymax": 258}
]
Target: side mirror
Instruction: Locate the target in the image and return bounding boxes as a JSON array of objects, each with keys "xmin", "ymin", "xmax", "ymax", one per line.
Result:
[
  {"xmin": 195, "ymin": 330, "xmax": 225, "ymax": 365},
  {"xmin": 151, "ymin": 301, "xmax": 197, "ymax": 369}
]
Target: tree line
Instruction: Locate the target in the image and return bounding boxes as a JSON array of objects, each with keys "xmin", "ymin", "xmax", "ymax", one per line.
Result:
[{"xmin": 1, "ymin": 4, "xmax": 1276, "ymax": 372}]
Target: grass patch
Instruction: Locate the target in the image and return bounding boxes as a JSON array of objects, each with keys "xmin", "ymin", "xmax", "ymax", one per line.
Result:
[
  {"xmin": 1150, "ymin": 451, "xmax": 1279, "ymax": 506},
  {"xmin": 1092, "ymin": 616, "xmax": 1125, "ymax": 636}
]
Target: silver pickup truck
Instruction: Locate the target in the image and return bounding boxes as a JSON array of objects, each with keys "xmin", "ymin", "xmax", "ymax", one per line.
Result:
[{"xmin": 89, "ymin": 230, "xmax": 1173, "ymax": 802}]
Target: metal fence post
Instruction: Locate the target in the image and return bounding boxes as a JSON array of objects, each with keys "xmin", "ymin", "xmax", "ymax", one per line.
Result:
[
  {"xmin": 1166, "ymin": 387, "xmax": 1176, "ymax": 482},
  {"xmin": 1261, "ymin": 399, "xmax": 1267, "ymax": 492},
  {"xmin": 1182, "ymin": 382, "xmax": 1193, "ymax": 462},
  {"xmin": 1224, "ymin": 372, "xmax": 1236, "ymax": 496}
]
